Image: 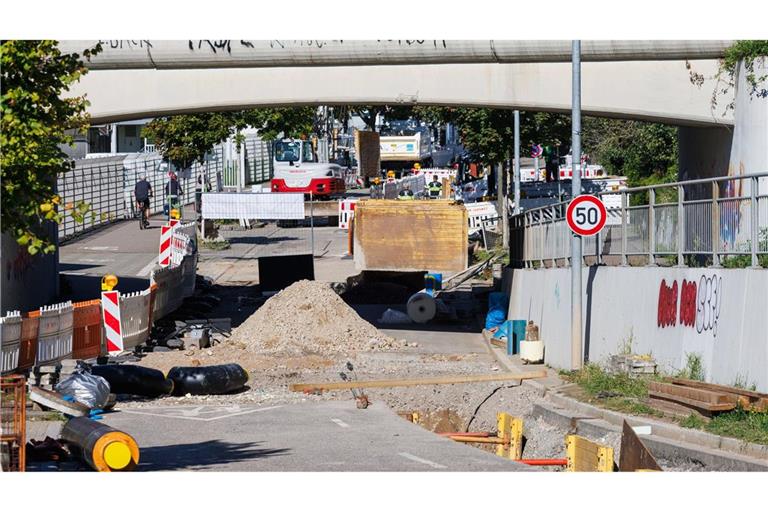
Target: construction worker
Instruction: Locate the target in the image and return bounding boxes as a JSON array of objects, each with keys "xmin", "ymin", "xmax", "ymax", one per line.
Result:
[
  {"xmin": 412, "ymin": 162, "xmax": 422, "ymax": 175},
  {"xmin": 427, "ymin": 174, "xmax": 442, "ymax": 199},
  {"xmin": 370, "ymin": 176, "xmax": 384, "ymax": 199},
  {"xmin": 398, "ymin": 183, "xmax": 415, "ymax": 200},
  {"xmin": 386, "ymin": 170, "xmax": 397, "ymax": 184}
]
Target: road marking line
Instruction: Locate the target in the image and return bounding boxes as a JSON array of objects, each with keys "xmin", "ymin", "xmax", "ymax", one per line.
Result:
[
  {"xmin": 137, "ymin": 258, "xmax": 157, "ymax": 277},
  {"xmin": 120, "ymin": 405, "xmax": 283, "ymax": 422},
  {"xmin": 84, "ymin": 246, "xmax": 119, "ymax": 251},
  {"xmin": 331, "ymin": 418, "xmax": 350, "ymax": 428},
  {"xmin": 398, "ymin": 452, "xmax": 447, "ymax": 469}
]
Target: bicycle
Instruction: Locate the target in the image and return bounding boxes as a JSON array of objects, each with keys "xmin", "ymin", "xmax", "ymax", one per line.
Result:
[{"xmin": 137, "ymin": 198, "xmax": 151, "ymax": 229}]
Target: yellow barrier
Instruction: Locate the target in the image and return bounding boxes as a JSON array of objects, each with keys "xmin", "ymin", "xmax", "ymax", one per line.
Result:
[
  {"xmin": 565, "ymin": 435, "xmax": 614, "ymax": 472},
  {"xmin": 495, "ymin": 412, "xmax": 523, "ymax": 460}
]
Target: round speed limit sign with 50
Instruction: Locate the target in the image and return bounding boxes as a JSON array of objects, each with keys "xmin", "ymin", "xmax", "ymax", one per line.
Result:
[{"xmin": 566, "ymin": 195, "xmax": 607, "ymax": 236}]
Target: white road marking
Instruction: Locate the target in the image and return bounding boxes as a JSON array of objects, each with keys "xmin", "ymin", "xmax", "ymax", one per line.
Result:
[
  {"xmin": 398, "ymin": 452, "xmax": 447, "ymax": 469},
  {"xmin": 76, "ymin": 257, "xmax": 115, "ymax": 263},
  {"xmin": 137, "ymin": 258, "xmax": 158, "ymax": 277},
  {"xmin": 120, "ymin": 405, "xmax": 283, "ymax": 422},
  {"xmin": 331, "ymin": 418, "xmax": 350, "ymax": 428},
  {"xmin": 84, "ymin": 246, "xmax": 119, "ymax": 251}
]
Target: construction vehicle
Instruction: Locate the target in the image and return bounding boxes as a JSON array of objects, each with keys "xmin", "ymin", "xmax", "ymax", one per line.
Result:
[
  {"xmin": 270, "ymin": 139, "xmax": 346, "ymax": 198},
  {"xmin": 379, "ymin": 120, "xmax": 433, "ymax": 170}
]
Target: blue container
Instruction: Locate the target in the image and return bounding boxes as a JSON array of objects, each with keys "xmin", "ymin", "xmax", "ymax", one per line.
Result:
[
  {"xmin": 424, "ymin": 273, "xmax": 442, "ymax": 297},
  {"xmin": 498, "ymin": 319, "xmax": 527, "ymax": 355}
]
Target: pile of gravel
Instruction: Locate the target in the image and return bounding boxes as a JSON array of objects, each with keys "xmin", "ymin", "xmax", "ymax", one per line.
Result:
[{"xmin": 229, "ymin": 280, "xmax": 400, "ymax": 357}]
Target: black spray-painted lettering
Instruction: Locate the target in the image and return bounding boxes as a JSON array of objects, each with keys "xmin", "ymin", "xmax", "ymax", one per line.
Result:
[{"xmin": 100, "ymin": 40, "xmax": 153, "ymax": 50}]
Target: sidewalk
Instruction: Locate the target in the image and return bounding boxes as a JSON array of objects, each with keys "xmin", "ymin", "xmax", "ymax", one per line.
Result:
[{"xmin": 487, "ymin": 342, "xmax": 768, "ymax": 469}]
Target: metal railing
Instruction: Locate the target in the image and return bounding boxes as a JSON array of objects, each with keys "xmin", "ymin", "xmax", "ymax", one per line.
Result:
[{"xmin": 510, "ymin": 172, "xmax": 768, "ymax": 268}]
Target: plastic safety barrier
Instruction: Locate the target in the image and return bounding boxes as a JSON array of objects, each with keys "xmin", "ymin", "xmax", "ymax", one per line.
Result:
[
  {"xmin": 168, "ymin": 363, "xmax": 249, "ymax": 395},
  {"xmin": 338, "ymin": 199, "xmax": 358, "ymax": 230},
  {"xmin": 72, "ymin": 300, "xmax": 103, "ymax": 361},
  {"xmin": 383, "ymin": 175, "xmax": 426, "ymax": 199},
  {"xmin": 151, "ymin": 252, "xmax": 196, "ymax": 320},
  {"xmin": 465, "ymin": 202, "xmax": 500, "ymax": 231},
  {"xmin": 17, "ymin": 314, "xmax": 40, "ymax": 371},
  {"xmin": 35, "ymin": 302, "xmax": 73, "ymax": 366},
  {"xmin": 119, "ymin": 289, "xmax": 153, "ymax": 351},
  {"xmin": 91, "ymin": 364, "xmax": 174, "ymax": 397},
  {"xmin": 1, "ymin": 311, "xmax": 22, "ymax": 375}
]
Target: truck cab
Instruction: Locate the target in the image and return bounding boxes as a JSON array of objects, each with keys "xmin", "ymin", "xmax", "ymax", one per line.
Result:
[{"xmin": 270, "ymin": 139, "xmax": 346, "ymax": 198}]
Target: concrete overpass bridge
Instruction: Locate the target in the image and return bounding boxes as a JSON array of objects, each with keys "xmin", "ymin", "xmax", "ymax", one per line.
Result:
[{"xmin": 61, "ymin": 40, "xmax": 735, "ymax": 127}]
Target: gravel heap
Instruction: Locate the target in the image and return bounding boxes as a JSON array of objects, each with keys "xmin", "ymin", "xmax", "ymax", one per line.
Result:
[{"xmin": 229, "ymin": 280, "xmax": 400, "ymax": 356}]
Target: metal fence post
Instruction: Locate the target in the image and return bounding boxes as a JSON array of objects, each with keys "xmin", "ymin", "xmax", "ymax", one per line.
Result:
[
  {"xmin": 648, "ymin": 188, "xmax": 656, "ymax": 266},
  {"xmin": 621, "ymin": 192, "xmax": 629, "ymax": 267},
  {"xmin": 677, "ymin": 184, "xmax": 685, "ymax": 267},
  {"xmin": 539, "ymin": 210, "xmax": 545, "ymax": 268},
  {"xmin": 751, "ymin": 175, "xmax": 759, "ymax": 268},
  {"xmin": 712, "ymin": 181, "xmax": 721, "ymax": 267}
]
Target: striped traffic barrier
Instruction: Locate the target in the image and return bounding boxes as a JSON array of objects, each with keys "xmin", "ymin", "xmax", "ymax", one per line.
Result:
[
  {"xmin": 101, "ymin": 291, "xmax": 124, "ymax": 355},
  {"xmin": 158, "ymin": 225, "xmax": 172, "ymax": 267},
  {"xmin": 338, "ymin": 199, "xmax": 358, "ymax": 230}
]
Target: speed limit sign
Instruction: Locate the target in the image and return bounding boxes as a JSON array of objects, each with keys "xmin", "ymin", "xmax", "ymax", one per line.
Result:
[{"xmin": 566, "ymin": 195, "xmax": 607, "ymax": 236}]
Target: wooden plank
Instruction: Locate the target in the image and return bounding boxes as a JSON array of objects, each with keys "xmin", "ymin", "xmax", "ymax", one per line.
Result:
[
  {"xmin": 566, "ymin": 435, "xmax": 614, "ymax": 472},
  {"xmin": 619, "ymin": 420, "xmax": 662, "ymax": 472},
  {"xmin": 489, "ymin": 338, "xmax": 507, "ymax": 349},
  {"xmin": 648, "ymin": 388, "xmax": 736, "ymax": 412},
  {"xmin": 667, "ymin": 377, "xmax": 768, "ymax": 400},
  {"xmin": 648, "ymin": 381, "xmax": 737, "ymax": 405},
  {"xmin": 289, "ymin": 370, "xmax": 546, "ymax": 393}
]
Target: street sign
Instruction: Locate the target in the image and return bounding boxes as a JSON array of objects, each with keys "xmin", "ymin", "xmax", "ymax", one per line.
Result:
[
  {"xmin": 531, "ymin": 144, "xmax": 543, "ymax": 158},
  {"xmin": 566, "ymin": 195, "xmax": 607, "ymax": 236}
]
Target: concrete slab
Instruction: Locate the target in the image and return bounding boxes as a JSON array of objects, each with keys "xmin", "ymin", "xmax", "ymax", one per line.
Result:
[{"xmin": 97, "ymin": 401, "xmax": 536, "ymax": 471}]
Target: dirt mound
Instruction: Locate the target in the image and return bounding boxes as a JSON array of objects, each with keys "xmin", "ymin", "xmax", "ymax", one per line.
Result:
[{"xmin": 229, "ymin": 280, "xmax": 400, "ymax": 357}]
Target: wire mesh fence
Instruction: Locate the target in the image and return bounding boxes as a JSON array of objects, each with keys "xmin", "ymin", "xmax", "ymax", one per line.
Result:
[{"xmin": 511, "ymin": 172, "xmax": 768, "ymax": 268}]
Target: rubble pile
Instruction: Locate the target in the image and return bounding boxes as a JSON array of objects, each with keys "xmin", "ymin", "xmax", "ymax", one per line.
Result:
[{"xmin": 229, "ymin": 280, "xmax": 401, "ymax": 356}]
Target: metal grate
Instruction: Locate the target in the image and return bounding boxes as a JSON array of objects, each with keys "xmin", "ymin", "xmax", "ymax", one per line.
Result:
[{"xmin": 1, "ymin": 375, "xmax": 26, "ymax": 472}]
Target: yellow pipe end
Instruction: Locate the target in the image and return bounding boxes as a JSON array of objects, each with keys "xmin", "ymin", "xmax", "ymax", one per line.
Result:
[{"xmin": 104, "ymin": 441, "xmax": 132, "ymax": 470}]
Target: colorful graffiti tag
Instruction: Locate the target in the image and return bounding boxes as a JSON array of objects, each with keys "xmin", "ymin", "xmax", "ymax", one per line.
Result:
[{"xmin": 657, "ymin": 275, "xmax": 722, "ymax": 337}]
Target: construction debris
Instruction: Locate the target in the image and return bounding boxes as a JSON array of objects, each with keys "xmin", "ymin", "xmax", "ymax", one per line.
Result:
[{"xmin": 229, "ymin": 280, "xmax": 400, "ymax": 356}]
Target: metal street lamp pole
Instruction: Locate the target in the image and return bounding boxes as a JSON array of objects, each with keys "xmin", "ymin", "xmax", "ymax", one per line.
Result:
[
  {"xmin": 571, "ymin": 40, "xmax": 583, "ymax": 370},
  {"xmin": 513, "ymin": 110, "xmax": 521, "ymax": 215}
]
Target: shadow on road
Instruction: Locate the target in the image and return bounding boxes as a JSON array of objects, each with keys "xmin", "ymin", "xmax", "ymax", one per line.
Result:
[
  {"xmin": 227, "ymin": 236, "xmax": 299, "ymax": 245},
  {"xmin": 138, "ymin": 440, "xmax": 290, "ymax": 471}
]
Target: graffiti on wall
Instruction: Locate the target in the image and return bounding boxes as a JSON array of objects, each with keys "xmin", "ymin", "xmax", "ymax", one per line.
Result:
[{"xmin": 657, "ymin": 275, "xmax": 722, "ymax": 336}]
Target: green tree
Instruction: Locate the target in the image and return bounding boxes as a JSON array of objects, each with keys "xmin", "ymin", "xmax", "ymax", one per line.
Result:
[
  {"xmin": 1, "ymin": 40, "xmax": 101, "ymax": 255},
  {"xmin": 142, "ymin": 107, "xmax": 317, "ymax": 167}
]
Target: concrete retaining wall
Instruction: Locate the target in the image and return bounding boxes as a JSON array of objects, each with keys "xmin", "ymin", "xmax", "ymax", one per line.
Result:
[{"xmin": 507, "ymin": 266, "xmax": 768, "ymax": 392}]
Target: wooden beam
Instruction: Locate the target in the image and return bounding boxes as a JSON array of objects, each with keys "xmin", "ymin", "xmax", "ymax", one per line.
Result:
[
  {"xmin": 648, "ymin": 388, "xmax": 735, "ymax": 413},
  {"xmin": 289, "ymin": 370, "xmax": 547, "ymax": 393},
  {"xmin": 619, "ymin": 420, "xmax": 662, "ymax": 472},
  {"xmin": 648, "ymin": 381, "xmax": 738, "ymax": 405}
]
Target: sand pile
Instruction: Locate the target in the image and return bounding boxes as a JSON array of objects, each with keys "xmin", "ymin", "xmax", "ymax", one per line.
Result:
[{"xmin": 229, "ymin": 280, "xmax": 400, "ymax": 356}]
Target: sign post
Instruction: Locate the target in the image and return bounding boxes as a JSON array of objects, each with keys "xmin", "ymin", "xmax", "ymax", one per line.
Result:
[{"xmin": 571, "ymin": 40, "xmax": 583, "ymax": 371}]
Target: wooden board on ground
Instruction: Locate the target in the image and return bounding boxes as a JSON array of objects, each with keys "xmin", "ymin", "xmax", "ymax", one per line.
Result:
[
  {"xmin": 353, "ymin": 200, "xmax": 468, "ymax": 272},
  {"xmin": 648, "ymin": 381, "xmax": 738, "ymax": 405},
  {"xmin": 648, "ymin": 383, "xmax": 736, "ymax": 415},
  {"xmin": 666, "ymin": 378, "xmax": 768, "ymax": 412},
  {"xmin": 619, "ymin": 420, "xmax": 662, "ymax": 472},
  {"xmin": 29, "ymin": 386, "xmax": 90, "ymax": 417},
  {"xmin": 290, "ymin": 370, "xmax": 546, "ymax": 393}
]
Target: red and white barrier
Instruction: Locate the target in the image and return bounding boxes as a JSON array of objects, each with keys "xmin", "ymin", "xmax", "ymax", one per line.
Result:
[
  {"xmin": 339, "ymin": 199, "xmax": 358, "ymax": 230},
  {"xmin": 101, "ymin": 291, "xmax": 124, "ymax": 355},
  {"xmin": 159, "ymin": 225, "xmax": 173, "ymax": 267}
]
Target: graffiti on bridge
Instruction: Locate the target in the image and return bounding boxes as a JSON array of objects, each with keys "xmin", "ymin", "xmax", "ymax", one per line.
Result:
[{"xmin": 657, "ymin": 275, "xmax": 722, "ymax": 337}]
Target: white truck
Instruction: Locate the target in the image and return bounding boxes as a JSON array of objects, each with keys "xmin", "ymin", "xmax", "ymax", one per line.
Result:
[
  {"xmin": 270, "ymin": 139, "xmax": 346, "ymax": 198},
  {"xmin": 379, "ymin": 121, "xmax": 433, "ymax": 169}
]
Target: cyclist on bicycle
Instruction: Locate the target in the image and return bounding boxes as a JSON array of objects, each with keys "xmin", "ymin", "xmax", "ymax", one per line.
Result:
[{"xmin": 134, "ymin": 175, "xmax": 153, "ymax": 228}]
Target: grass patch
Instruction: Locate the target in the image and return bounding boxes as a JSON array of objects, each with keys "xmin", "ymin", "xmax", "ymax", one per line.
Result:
[
  {"xmin": 679, "ymin": 409, "xmax": 768, "ymax": 445},
  {"xmin": 200, "ymin": 238, "xmax": 231, "ymax": 251},
  {"xmin": 676, "ymin": 352, "xmax": 705, "ymax": 381}
]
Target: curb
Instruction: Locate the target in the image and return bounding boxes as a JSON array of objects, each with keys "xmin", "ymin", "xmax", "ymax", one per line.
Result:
[{"xmin": 487, "ymin": 345, "xmax": 768, "ymax": 464}]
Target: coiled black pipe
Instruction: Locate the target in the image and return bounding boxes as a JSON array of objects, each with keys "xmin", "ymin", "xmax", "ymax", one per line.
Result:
[{"xmin": 167, "ymin": 363, "xmax": 249, "ymax": 396}]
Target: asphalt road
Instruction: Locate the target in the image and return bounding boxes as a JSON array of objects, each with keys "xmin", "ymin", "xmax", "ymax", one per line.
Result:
[{"xmin": 99, "ymin": 401, "xmax": 535, "ymax": 471}]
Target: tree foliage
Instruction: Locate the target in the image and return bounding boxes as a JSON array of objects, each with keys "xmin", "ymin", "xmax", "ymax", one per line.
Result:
[
  {"xmin": 1, "ymin": 40, "xmax": 101, "ymax": 254},
  {"xmin": 142, "ymin": 107, "xmax": 316, "ymax": 167}
]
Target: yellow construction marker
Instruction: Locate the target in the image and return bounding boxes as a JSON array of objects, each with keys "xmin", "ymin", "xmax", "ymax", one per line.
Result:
[{"xmin": 565, "ymin": 435, "xmax": 614, "ymax": 472}]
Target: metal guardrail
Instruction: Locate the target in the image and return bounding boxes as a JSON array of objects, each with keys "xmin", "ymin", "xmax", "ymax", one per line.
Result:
[{"xmin": 510, "ymin": 172, "xmax": 768, "ymax": 268}]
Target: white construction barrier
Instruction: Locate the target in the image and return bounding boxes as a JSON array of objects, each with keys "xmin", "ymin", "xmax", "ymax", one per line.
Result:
[
  {"xmin": 101, "ymin": 291, "xmax": 124, "ymax": 354},
  {"xmin": 159, "ymin": 225, "xmax": 173, "ymax": 267},
  {"xmin": 338, "ymin": 199, "xmax": 358, "ymax": 230},
  {"xmin": 120, "ymin": 288, "xmax": 152, "ymax": 350},
  {"xmin": 1, "ymin": 311, "xmax": 22, "ymax": 375},
  {"xmin": 383, "ymin": 175, "xmax": 427, "ymax": 199},
  {"xmin": 202, "ymin": 192, "xmax": 305, "ymax": 220},
  {"xmin": 414, "ymin": 168, "xmax": 457, "ymax": 183},
  {"xmin": 151, "ymin": 253, "xmax": 197, "ymax": 320},
  {"xmin": 36, "ymin": 301, "xmax": 73, "ymax": 366},
  {"xmin": 465, "ymin": 202, "xmax": 500, "ymax": 232}
]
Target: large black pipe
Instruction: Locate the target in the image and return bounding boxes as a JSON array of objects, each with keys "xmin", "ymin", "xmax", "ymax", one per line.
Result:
[
  {"xmin": 167, "ymin": 364, "xmax": 249, "ymax": 396},
  {"xmin": 91, "ymin": 365, "xmax": 174, "ymax": 397},
  {"xmin": 61, "ymin": 417, "xmax": 139, "ymax": 472}
]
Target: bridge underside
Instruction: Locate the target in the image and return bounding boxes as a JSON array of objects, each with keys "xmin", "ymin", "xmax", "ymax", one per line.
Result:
[{"xmin": 70, "ymin": 60, "xmax": 733, "ymax": 126}]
